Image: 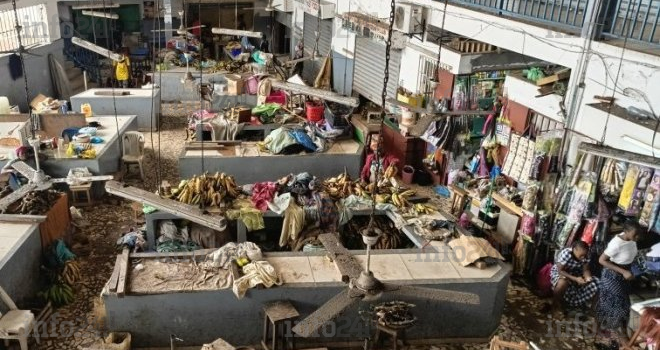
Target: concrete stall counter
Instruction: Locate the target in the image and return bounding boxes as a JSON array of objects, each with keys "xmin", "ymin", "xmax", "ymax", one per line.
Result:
[
  {"xmin": 70, "ymin": 89, "xmax": 160, "ymax": 131},
  {"xmin": 0, "ymin": 222, "xmax": 42, "ymax": 313},
  {"xmin": 179, "ymin": 139, "xmax": 364, "ymax": 184},
  {"xmin": 103, "ymin": 247, "xmax": 510, "ymax": 347}
]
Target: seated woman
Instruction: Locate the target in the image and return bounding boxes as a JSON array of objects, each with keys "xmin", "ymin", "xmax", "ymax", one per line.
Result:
[
  {"xmin": 596, "ymin": 220, "xmax": 642, "ymax": 345},
  {"xmin": 550, "ymin": 240, "xmax": 599, "ymax": 315}
]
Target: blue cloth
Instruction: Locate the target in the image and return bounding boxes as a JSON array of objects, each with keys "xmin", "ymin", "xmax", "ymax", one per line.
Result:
[
  {"xmin": 434, "ymin": 186, "xmax": 450, "ymax": 197},
  {"xmin": 289, "ymin": 130, "xmax": 317, "ymax": 152},
  {"xmin": 62, "ymin": 128, "xmax": 80, "ymax": 142}
]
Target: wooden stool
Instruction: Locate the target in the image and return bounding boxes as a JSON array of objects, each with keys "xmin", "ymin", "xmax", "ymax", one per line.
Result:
[
  {"xmin": 131, "ymin": 202, "xmax": 144, "ymax": 224},
  {"xmin": 69, "ymin": 183, "xmax": 93, "ymax": 207},
  {"xmin": 262, "ymin": 301, "xmax": 299, "ymax": 350},
  {"xmin": 449, "ymin": 185, "xmax": 468, "ymax": 216},
  {"xmin": 489, "ymin": 336, "xmax": 529, "ymax": 350},
  {"xmin": 373, "ymin": 323, "xmax": 409, "ymax": 350}
]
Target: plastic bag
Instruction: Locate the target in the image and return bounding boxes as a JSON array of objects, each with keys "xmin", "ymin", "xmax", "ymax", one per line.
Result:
[{"xmin": 522, "ymin": 182, "xmax": 540, "ymax": 211}]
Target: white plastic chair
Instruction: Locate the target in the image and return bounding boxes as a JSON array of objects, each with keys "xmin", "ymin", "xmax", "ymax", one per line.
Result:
[
  {"xmin": 0, "ymin": 285, "xmax": 38, "ymax": 350},
  {"xmin": 121, "ymin": 131, "xmax": 145, "ymax": 181}
]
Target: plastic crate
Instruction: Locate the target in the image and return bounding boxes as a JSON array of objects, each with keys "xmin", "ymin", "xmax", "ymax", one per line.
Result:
[{"xmin": 265, "ymin": 90, "xmax": 287, "ymax": 105}]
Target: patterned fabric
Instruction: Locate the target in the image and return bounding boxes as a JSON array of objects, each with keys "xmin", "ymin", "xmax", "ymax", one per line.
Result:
[
  {"xmin": 315, "ymin": 192, "xmax": 338, "ymax": 232},
  {"xmin": 550, "ymin": 248, "xmax": 599, "ymax": 307},
  {"xmin": 596, "ymin": 266, "xmax": 631, "ymax": 330}
]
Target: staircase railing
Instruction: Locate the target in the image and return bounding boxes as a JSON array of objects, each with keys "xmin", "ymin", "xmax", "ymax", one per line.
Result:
[{"xmin": 62, "ymin": 31, "xmax": 103, "ymax": 84}]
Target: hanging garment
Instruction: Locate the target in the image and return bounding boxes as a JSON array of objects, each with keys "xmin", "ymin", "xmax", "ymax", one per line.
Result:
[
  {"xmin": 279, "ymin": 201, "xmax": 305, "ymax": 247},
  {"xmin": 314, "ymin": 192, "xmax": 338, "ymax": 232},
  {"xmin": 8, "ymin": 54, "xmax": 23, "ymax": 80}
]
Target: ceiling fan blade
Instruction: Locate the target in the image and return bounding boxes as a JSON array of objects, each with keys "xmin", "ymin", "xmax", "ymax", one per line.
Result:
[
  {"xmin": 10, "ymin": 161, "xmax": 36, "ymax": 181},
  {"xmin": 185, "ymin": 25, "xmax": 206, "ymax": 30},
  {"xmin": 105, "ymin": 180, "xmax": 227, "ymax": 232},
  {"xmin": 386, "ymin": 284, "xmax": 480, "ymax": 305},
  {"xmin": 151, "ymin": 29, "xmax": 177, "ymax": 32},
  {"xmin": 318, "ymin": 233, "xmax": 364, "ymax": 282},
  {"xmin": 50, "ymin": 175, "xmax": 114, "ymax": 184},
  {"xmin": 0, "ymin": 183, "xmax": 38, "ymax": 213},
  {"xmin": 292, "ymin": 289, "xmax": 359, "ymax": 337}
]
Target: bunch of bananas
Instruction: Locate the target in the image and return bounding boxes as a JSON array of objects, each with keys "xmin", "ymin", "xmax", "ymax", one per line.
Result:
[
  {"xmin": 389, "ymin": 188, "xmax": 416, "ymax": 209},
  {"xmin": 172, "ymin": 172, "xmax": 242, "ymax": 207},
  {"xmin": 413, "ymin": 203, "xmax": 437, "ymax": 215},
  {"xmin": 383, "ymin": 164, "xmax": 398, "ymax": 180},
  {"xmin": 62, "ymin": 260, "xmax": 81, "ymax": 285},
  {"xmin": 40, "ymin": 283, "xmax": 74, "ymax": 306},
  {"xmin": 323, "ymin": 173, "xmax": 356, "ymax": 199}
]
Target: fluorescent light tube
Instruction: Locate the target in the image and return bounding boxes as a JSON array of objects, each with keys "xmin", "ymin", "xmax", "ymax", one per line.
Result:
[
  {"xmin": 621, "ymin": 135, "xmax": 660, "ymax": 153},
  {"xmin": 82, "ymin": 10, "xmax": 119, "ymax": 20},
  {"xmin": 211, "ymin": 28, "xmax": 263, "ymax": 38},
  {"xmin": 72, "ymin": 3, "xmax": 120, "ymax": 10},
  {"xmin": 269, "ymin": 79, "xmax": 359, "ymax": 107},
  {"xmin": 71, "ymin": 37, "xmax": 122, "ymax": 61}
]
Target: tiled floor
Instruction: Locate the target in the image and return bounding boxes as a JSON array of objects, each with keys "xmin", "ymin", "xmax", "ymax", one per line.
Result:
[{"xmin": 0, "ymin": 222, "xmax": 35, "ymax": 264}]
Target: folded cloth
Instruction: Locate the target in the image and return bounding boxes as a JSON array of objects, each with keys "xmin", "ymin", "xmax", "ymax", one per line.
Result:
[
  {"xmin": 233, "ymin": 261, "xmax": 282, "ymax": 299},
  {"xmin": 289, "ymin": 129, "xmax": 317, "ymax": 152}
]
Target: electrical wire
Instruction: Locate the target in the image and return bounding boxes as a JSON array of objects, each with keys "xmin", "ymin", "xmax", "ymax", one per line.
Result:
[
  {"xmin": 368, "ymin": 0, "xmax": 396, "ymax": 225},
  {"xmin": 100, "ymin": 0, "xmax": 123, "ymax": 181},
  {"xmin": 600, "ymin": 11, "xmax": 631, "ymax": 146},
  {"xmin": 148, "ymin": 0, "xmax": 162, "ymax": 192},
  {"xmin": 10, "ymin": 0, "xmax": 35, "ymax": 139},
  {"xmin": 198, "ymin": 0, "xmax": 206, "ymax": 209}
]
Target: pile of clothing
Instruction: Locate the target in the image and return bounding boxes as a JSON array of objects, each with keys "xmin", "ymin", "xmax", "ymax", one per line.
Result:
[{"xmin": 258, "ymin": 125, "xmax": 327, "ymax": 155}]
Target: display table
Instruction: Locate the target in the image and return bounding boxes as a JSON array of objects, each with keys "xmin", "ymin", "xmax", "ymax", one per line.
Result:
[
  {"xmin": 0, "ymin": 116, "xmax": 138, "ymax": 198},
  {"xmin": 178, "ymin": 139, "xmax": 364, "ymax": 184},
  {"xmin": 70, "ymin": 88, "xmax": 160, "ymax": 131},
  {"xmin": 102, "ymin": 247, "xmax": 510, "ymax": 347}
]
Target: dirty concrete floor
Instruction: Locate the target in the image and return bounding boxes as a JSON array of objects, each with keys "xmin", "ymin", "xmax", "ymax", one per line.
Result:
[{"xmin": 31, "ymin": 103, "xmax": 601, "ymax": 350}]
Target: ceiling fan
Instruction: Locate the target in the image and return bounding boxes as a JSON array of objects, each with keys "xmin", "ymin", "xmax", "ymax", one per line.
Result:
[
  {"xmin": 0, "ymin": 151, "xmax": 114, "ymax": 213},
  {"xmin": 151, "ymin": 9, "xmax": 205, "ymax": 37},
  {"xmin": 290, "ymin": 232, "xmax": 480, "ymax": 337},
  {"xmin": 71, "ymin": 36, "xmax": 123, "ymax": 61}
]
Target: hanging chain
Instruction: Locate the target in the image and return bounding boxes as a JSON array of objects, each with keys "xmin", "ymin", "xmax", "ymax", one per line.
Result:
[
  {"xmin": 433, "ymin": 0, "xmax": 449, "ymax": 94},
  {"xmin": 313, "ymin": 0, "xmax": 322, "ymax": 57},
  {"xmin": 11, "ymin": 0, "xmax": 36, "ymax": 139},
  {"xmin": 368, "ymin": 0, "xmax": 396, "ymax": 226}
]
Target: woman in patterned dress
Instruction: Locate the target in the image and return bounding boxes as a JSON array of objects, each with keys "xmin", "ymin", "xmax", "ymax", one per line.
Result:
[
  {"xmin": 550, "ymin": 240, "xmax": 599, "ymax": 315},
  {"xmin": 596, "ymin": 221, "xmax": 642, "ymax": 345}
]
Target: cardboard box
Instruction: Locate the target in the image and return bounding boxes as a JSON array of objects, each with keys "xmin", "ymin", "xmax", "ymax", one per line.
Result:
[{"xmin": 225, "ymin": 74, "xmax": 244, "ymax": 96}]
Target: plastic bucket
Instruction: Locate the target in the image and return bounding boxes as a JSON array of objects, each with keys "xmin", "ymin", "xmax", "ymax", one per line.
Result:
[
  {"xmin": 402, "ymin": 165, "xmax": 414, "ymax": 184},
  {"xmin": 305, "ymin": 102, "xmax": 325, "ymax": 122}
]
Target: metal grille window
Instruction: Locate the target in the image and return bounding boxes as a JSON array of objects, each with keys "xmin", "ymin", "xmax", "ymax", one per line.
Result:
[
  {"xmin": 529, "ymin": 111, "xmax": 564, "ymax": 137},
  {"xmin": 0, "ymin": 4, "xmax": 50, "ymax": 54},
  {"xmin": 417, "ymin": 54, "xmax": 437, "ymax": 95}
]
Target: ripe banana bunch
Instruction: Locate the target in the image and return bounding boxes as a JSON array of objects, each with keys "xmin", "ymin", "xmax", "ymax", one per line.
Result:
[
  {"xmin": 390, "ymin": 189, "xmax": 415, "ymax": 209},
  {"xmin": 323, "ymin": 172, "xmax": 355, "ymax": 199},
  {"xmin": 41, "ymin": 283, "xmax": 74, "ymax": 306},
  {"xmin": 176, "ymin": 172, "xmax": 242, "ymax": 207},
  {"xmin": 383, "ymin": 164, "xmax": 398, "ymax": 179},
  {"xmin": 62, "ymin": 260, "xmax": 81, "ymax": 285},
  {"xmin": 414, "ymin": 203, "xmax": 437, "ymax": 215}
]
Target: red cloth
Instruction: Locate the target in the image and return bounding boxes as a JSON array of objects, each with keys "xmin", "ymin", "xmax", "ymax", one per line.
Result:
[
  {"xmin": 360, "ymin": 153, "xmax": 399, "ymax": 182},
  {"xmin": 251, "ymin": 182, "xmax": 277, "ymax": 212}
]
